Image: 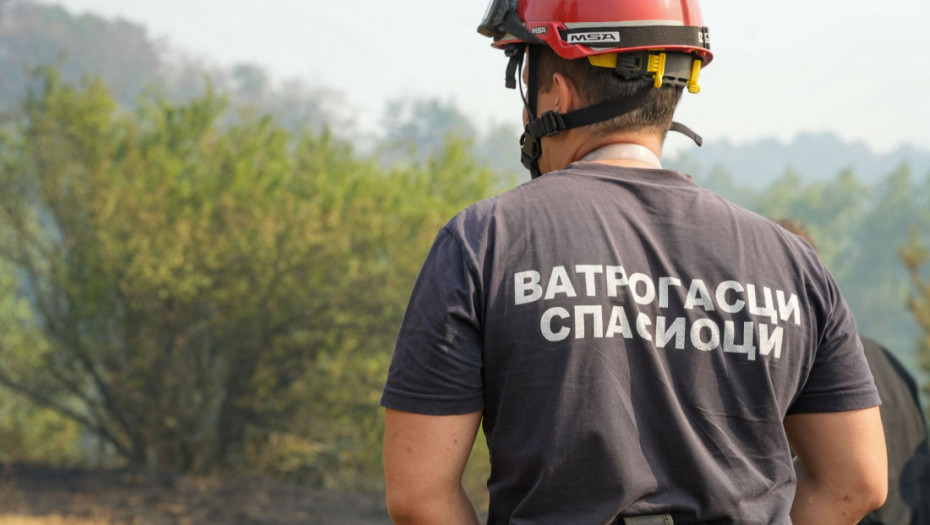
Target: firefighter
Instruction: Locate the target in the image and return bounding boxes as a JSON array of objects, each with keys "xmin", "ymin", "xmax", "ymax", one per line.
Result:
[{"xmin": 381, "ymin": 1, "xmax": 887, "ymax": 523}]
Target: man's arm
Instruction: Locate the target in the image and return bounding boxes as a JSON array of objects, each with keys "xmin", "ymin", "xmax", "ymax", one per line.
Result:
[
  {"xmin": 784, "ymin": 406, "xmax": 887, "ymax": 525},
  {"xmin": 383, "ymin": 408, "xmax": 483, "ymax": 525}
]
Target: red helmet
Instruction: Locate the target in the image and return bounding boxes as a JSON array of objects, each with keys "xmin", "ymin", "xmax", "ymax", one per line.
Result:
[
  {"xmin": 479, "ymin": 0, "xmax": 712, "ymax": 65},
  {"xmin": 477, "ymin": 0, "xmax": 711, "ymax": 179}
]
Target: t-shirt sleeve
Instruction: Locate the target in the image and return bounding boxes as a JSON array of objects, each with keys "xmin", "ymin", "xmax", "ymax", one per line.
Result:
[
  {"xmin": 787, "ymin": 270, "xmax": 881, "ymax": 414},
  {"xmin": 380, "ymin": 226, "xmax": 484, "ymax": 415}
]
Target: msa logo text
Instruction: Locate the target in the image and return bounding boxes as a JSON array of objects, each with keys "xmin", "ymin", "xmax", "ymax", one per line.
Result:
[
  {"xmin": 531, "ymin": 26, "xmax": 547, "ymax": 35},
  {"xmin": 567, "ymin": 31, "xmax": 620, "ymax": 44}
]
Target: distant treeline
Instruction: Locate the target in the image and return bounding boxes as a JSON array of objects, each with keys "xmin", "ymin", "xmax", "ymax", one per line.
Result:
[
  {"xmin": 0, "ymin": 0, "xmax": 527, "ymax": 176},
  {"xmin": 5, "ymin": 0, "xmax": 927, "ymax": 184}
]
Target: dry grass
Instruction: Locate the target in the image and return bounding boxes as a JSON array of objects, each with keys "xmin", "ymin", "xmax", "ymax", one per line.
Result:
[
  {"xmin": 0, "ymin": 476, "xmax": 113, "ymax": 524},
  {"xmin": 0, "ymin": 516, "xmax": 114, "ymax": 525},
  {"xmin": 0, "ymin": 464, "xmax": 391, "ymax": 525}
]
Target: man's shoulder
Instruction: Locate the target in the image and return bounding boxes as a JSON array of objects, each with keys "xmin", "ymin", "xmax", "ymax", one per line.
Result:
[{"xmin": 445, "ymin": 178, "xmax": 540, "ymax": 229}]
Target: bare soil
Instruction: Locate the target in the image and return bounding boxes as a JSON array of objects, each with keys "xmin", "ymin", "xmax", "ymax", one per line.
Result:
[{"xmin": 0, "ymin": 464, "xmax": 392, "ymax": 525}]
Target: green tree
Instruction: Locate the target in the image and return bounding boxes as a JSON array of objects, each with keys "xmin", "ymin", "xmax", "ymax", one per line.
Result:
[
  {"xmin": 843, "ymin": 166, "xmax": 925, "ymax": 355},
  {"xmin": 0, "ymin": 70, "xmax": 499, "ymax": 488},
  {"xmin": 378, "ymin": 98, "xmax": 477, "ymax": 165},
  {"xmin": 901, "ymin": 228, "xmax": 930, "ymax": 399},
  {"xmin": 267, "ymin": 136, "xmax": 498, "ymax": 489},
  {"xmin": 0, "ymin": 255, "xmax": 84, "ymax": 464},
  {"xmin": 0, "ymin": 70, "xmax": 362, "ymax": 472}
]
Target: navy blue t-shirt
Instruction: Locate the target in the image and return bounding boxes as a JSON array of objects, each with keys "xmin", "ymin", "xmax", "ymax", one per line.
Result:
[{"xmin": 381, "ymin": 163, "xmax": 880, "ymax": 524}]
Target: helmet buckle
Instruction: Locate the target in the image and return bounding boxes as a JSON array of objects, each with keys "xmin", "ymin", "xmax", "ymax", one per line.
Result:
[
  {"xmin": 687, "ymin": 59, "xmax": 702, "ymax": 94},
  {"xmin": 646, "ymin": 53, "xmax": 667, "ymax": 88},
  {"xmin": 536, "ymin": 111, "xmax": 567, "ymax": 137}
]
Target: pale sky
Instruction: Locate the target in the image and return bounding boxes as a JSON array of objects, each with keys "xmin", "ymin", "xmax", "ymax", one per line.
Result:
[{"xmin": 50, "ymin": 0, "xmax": 930, "ymax": 154}]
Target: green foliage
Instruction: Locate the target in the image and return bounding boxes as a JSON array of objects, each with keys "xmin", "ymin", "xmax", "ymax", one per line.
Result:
[
  {"xmin": 0, "ymin": 254, "xmax": 84, "ymax": 464},
  {"xmin": 901, "ymin": 229, "xmax": 930, "ymax": 400},
  {"xmin": 0, "ymin": 68, "xmax": 498, "ymax": 488},
  {"xmin": 1, "ymin": 69, "xmax": 309, "ymax": 470},
  {"xmin": 0, "ymin": 396, "xmax": 84, "ymax": 465},
  {"xmin": 375, "ymin": 97, "xmax": 522, "ymax": 192},
  {"xmin": 379, "ymin": 98, "xmax": 476, "ymax": 161},
  {"xmin": 261, "ymin": 136, "xmax": 498, "ymax": 489},
  {"xmin": 842, "ymin": 166, "xmax": 928, "ymax": 352}
]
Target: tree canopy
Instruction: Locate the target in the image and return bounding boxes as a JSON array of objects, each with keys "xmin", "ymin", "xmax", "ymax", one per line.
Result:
[{"xmin": 0, "ymin": 69, "xmax": 496, "ymax": 481}]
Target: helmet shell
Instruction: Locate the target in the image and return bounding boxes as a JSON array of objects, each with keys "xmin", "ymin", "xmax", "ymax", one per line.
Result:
[{"xmin": 494, "ymin": 0, "xmax": 712, "ymax": 64}]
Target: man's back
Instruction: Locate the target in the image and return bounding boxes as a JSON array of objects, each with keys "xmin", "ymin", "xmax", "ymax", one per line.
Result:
[
  {"xmin": 384, "ymin": 3, "xmax": 885, "ymax": 521},
  {"xmin": 384, "ymin": 163, "xmax": 880, "ymax": 523}
]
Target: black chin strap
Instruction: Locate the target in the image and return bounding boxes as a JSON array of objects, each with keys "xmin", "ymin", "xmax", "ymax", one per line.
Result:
[
  {"xmin": 507, "ymin": 45, "xmax": 703, "ymax": 179},
  {"xmin": 522, "ymin": 45, "xmax": 542, "ymax": 178},
  {"xmin": 521, "ymin": 89, "xmax": 656, "ymax": 178},
  {"xmin": 670, "ymin": 121, "xmax": 703, "ymax": 147}
]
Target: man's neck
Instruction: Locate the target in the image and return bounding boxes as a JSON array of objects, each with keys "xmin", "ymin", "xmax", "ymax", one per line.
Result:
[
  {"xmin": 580, "ymin": 143, "xmax": 662, "ymax": 169},
  {"xmin": 543, "ymin": 129, "xmax": 665, "ymax": 173}
]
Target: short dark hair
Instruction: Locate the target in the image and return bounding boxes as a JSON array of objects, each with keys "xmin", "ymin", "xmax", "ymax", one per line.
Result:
[{"xmin": 534, "ymin": 46, "xmax": 683, "ymax": 136}]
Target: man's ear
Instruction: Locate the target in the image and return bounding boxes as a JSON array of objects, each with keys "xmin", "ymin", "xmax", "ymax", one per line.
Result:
[{"xmin": 551, "ymin": 72, "xmax": 579, "ymax": 113}]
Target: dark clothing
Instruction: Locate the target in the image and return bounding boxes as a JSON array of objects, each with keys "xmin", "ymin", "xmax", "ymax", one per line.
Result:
[
  {"xmin": 382, "ymin": 163, "xmax": 880, "ymax": 524},
  {"xmin": 859, "ymin": 337, "xmax": 930, "ymax": 525}
]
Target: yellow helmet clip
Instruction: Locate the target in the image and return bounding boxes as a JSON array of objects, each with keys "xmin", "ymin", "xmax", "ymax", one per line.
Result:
[
  {"xmin": 587, "ymin": 52, "xmax": 703, "ymax": 94},
  {"xmin": 646, "ymin": 53, "xmax": 667, "ymax": 88},
  {"xmin": 587, "ymin": 54, "xmax": 617, "ymax": 69},
  {"xmin": 687, "ymin": 58, "xmax": 702, "ymax": 94}
]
